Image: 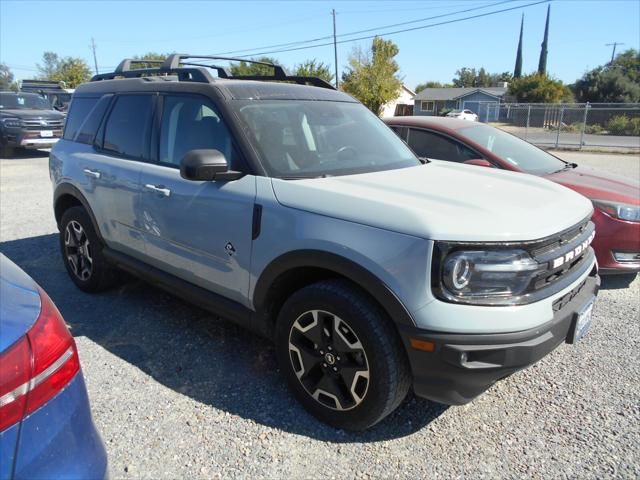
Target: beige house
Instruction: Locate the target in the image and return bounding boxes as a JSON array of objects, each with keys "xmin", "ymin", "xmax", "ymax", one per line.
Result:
[{"xmin": 380, "ymin": 84, "xmax": 415, "ymax": 117}]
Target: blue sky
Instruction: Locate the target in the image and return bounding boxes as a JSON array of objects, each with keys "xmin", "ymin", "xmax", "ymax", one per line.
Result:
[{"xmin": 1, "ymin": 0, "xmax": 639, "ymax": 90}]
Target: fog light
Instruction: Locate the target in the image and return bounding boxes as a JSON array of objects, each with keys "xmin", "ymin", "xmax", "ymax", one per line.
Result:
[{"xmin": 613, "ymin": 251, "xmax": 640, "ymax": 263}]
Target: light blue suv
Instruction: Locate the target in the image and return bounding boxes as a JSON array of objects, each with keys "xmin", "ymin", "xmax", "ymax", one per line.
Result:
[{"xmin": 50, "ymin": 55, "xmax": 600, "ymax": 430}]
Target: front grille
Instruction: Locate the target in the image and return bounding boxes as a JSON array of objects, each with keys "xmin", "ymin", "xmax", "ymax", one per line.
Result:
[
  {"xmin": 529, "ymin": 220, "xmax": 596, "ymax": 292},
  {"xmin": 552, "ymin": 278, "xmax": 587, "ymax": 312},
  {"xmin": 529, "ymin": 219, "xmax": 590, "ymax": 257},
  {"xmin": 22, "ymin": 118, "xmax": 65, "ymax": 131}
]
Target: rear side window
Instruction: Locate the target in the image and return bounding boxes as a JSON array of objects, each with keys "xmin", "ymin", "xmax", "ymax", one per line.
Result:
[
  {"xmin": 74, "ymin": 95, "xmax": 111, "ymax": 145},
  {"xmin": 63, "ymin": 97, "xmax": 99, "ymax": 140},
  {"xmin": 407, "ymin": 128, "xmax": 477, "ymax": 163},
  {"xmin": 102, "ymin": 95, "xmax": 153, "ymax": 159}
]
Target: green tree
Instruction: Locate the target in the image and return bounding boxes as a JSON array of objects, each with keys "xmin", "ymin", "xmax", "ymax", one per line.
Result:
[
  {"xmin": 452, "ymin": 68, "xmax": 512, "ymax": 88},
  {"xmin": 508, "ymin": 73, "xmax": 573, "ymax": 103},
  {"xmin": 341, "ymin": 37, "xmax": 402, "ymax": 116},
  {"xmin": 0, "ymin": 63, "xmax": 19, "ymax": 91},
  {"xmin": 573, "ymin": 49, "xmax": 640, "ymax": 103},
  {"xmin": 37, "ymin": 52, "xmax": 60, "ymax": 79},
  {"xmin": 230, "ymin": 57, "xmax": 280, "ymax": 76},
  {"xmin": 35, "ymin": 52, "xmax": 92, "ymax": 87},
  {"xmin": 51, "ymin": 58, "xmax": 92, "ymax": 88},
  {"xmin": 131, "ymin": 52, "xmax": 170, "ymax": 69},
  {"xmin": 514, "ymin": 13, "xmax": 524, "ymax": 78},
  {"xmin": 415, "ymin": 81, "xmax": 452, "ymax": 92},
  {"xmin": 452, "ymin": 67, "xmax": 478, "ymax": 87},
  {"xmin": 537, "ymin": 5, "xmax": 550, "ymax": 75},
  {"xmin": 294, "ymin": 59, "xmax": 334, "ymax": 84}
]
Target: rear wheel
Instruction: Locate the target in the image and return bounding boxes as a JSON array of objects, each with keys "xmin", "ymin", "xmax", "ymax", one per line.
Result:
[
  {"xmin": 59, "ymin": 206, "xmax": 118, "ymax": 292},
  {"xmin": 275, "ymin": 279, "xmax": 411, "ymax": 430}
]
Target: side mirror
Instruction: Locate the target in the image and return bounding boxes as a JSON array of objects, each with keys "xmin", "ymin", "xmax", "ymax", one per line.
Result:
[
  {"xmin": 180, "ymin": 149, "xmax": 243, "ymax": 181},
  {"xmin": 463, "ymin": 159, "xmax": 493, "ymax": 168}
]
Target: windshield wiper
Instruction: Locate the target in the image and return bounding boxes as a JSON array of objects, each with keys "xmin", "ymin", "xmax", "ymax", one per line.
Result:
[
  {"xmin": 418, "ymin": 156, "xmax": 430, "ymax": 164},
  {"xmin": 552, "ymin": 162, "xmax": 578, "ymax": 174},
  {"xmin": 280, "ymin": 174, "xmax": 333, "ymax": 180}
]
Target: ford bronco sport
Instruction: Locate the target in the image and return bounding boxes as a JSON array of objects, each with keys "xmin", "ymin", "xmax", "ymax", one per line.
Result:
[{"xmin": 50, "ymin": 55, "xmax": 600, "ymax": 431}]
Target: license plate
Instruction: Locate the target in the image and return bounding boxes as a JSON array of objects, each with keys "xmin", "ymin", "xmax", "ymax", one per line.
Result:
[
  {"xmin": 40, "ymin": 130, "xmax": 53, "ymax": 138},
  {"xmin": 571, "ymin": 298, "xmax": 595, "ymax": 343}
]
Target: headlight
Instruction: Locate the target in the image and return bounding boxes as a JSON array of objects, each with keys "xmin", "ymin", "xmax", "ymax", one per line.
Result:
[
  {"xmin": 1, "ymin": 117, "xmax": 22, "ymax": 128},
  {"xmin": 593, "ymin": 200, "xmax": 640, "ymax": 222},
  {"xmin": 436, "ymin": 248, "xmax": 544, "ymax": 305}
]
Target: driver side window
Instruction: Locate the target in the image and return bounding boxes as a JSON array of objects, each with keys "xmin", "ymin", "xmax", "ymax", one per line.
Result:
[{"xmin": 159, "ymin": 95, "xmax": 240, "ymax": 169}]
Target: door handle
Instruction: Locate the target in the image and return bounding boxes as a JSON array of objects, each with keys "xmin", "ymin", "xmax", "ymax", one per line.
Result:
[
  {"xmin": 144, "ymin": 184, "xmax": 171, "ymax": 197},
  {"xmin": 83, "ymin": 168, "xmax": 101, "ymax": 179}
]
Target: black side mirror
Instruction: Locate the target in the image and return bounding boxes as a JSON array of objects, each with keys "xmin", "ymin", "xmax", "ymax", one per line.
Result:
[{"xmin": 180, "ymin": 149, "xmax": 243, "ymax": 181}]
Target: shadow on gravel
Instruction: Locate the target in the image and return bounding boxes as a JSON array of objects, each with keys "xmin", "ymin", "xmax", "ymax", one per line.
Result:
[
  {"xmin": 600, "ymin": 273, "xmax": 637, "ymax": 290},
  {"xmin": 0, "ymin": 149, "xmax": 50, "ymax": 160},
  {"xmin": 1, "ymin": 233, "xmax": 448, "ymax": 441}
]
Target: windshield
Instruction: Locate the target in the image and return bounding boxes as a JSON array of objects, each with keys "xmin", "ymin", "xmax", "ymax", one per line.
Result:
[
  {"xmin": 0, "ymin": 93, "xmax": 52, "ymax": 110},
  {"xmin": 233, "ymin": 100, "xmax": 420, "ymax": 178},
  {"xmin": 458, "ymin": 123, "xmax": 566, "ymax": 175}
]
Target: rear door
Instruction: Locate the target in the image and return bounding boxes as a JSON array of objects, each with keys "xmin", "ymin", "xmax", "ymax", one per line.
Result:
[
  {"xmin": 139, "ymin": 93, "xmax": 256, "ymax": 304},
  {"xmin": 86, "ymin": 94, "xmax": 155, "ymax": 258}
]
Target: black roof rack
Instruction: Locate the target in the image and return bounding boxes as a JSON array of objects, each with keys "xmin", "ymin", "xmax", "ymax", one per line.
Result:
[{"xmin": 91, "ymin": 53, "xmax": 335, "ymax": 90}]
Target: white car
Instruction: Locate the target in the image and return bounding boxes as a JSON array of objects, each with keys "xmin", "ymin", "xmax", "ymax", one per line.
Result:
[{"xmin": 446, "ymin": 109, "xmax": 478, "ymax": 121}]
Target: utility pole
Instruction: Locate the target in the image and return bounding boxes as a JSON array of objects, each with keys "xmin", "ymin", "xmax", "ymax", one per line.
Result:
[
  {"xmin": 605, "ymin": 42, "xmax": 624, "ymax": 63},
  {"xmin": 90, "ymin": 38, "xmax": 99, "ymax": 75},
  {"xmin": 332, "ymin": 9, "xmax": 339, "ymax": 89}
]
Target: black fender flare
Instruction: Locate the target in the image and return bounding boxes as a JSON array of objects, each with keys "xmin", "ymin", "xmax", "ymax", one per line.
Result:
[
  {"xmin": 53, "ymin": 183, "xmax": 105, "ymax": 243},
  {"xmin": 253, "ymin": 250, "xmax": 415, "ymax": 327}
]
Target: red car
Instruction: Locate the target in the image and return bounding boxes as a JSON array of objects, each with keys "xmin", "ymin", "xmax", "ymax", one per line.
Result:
[{"xmin": 384, "ymin": 116, "xmax": 640, "ymax": 275}]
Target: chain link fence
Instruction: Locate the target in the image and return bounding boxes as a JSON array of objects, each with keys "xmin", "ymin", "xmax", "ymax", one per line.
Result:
[{"xmin": 482, "ymin": 103, "xmax": 640, "ymax": 151}]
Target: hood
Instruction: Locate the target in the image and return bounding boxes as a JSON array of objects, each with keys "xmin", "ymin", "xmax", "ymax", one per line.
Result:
[
  {"xmin": 0, "ymin": 109, "xmax": 64, "ymax": 120},
  {"xmin": 0, "ymin": 255, "xmax": 41, "ymax": 352},
  {"xmin": 547, "ymin": 165, "xmax": 640, "ymax": 206},
  {"xmin": 271, "ymin": 161, "xmax": 593, "ymax": 242}
]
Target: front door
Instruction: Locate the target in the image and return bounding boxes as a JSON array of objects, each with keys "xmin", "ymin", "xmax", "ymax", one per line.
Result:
[{"xmin": 139, "ymin": 94, "xmax": 256, "ymax": 305}]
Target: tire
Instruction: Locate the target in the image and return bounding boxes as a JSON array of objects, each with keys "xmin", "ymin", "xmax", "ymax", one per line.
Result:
[
  {"xmin": 0, "ymin": 144, "xmax": 14, "ymax": 158},
  {"xmin": 275, "ymin": 279, "xmax": 411, "ymax": 430},
  {"xmin": 59, "ymin": 206, "xmax": 119, "ymax": 292}
]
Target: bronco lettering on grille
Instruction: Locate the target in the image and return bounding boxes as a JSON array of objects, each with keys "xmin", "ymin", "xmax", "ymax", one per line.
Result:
[{"xmin": 551, "ymin": 231, "xmax": 596, "ymax": 269}]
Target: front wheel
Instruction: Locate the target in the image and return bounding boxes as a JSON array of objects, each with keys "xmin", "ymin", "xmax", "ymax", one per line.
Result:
[{"xmin": 275, "ymin": 279, "xmax": 411, "ymax": 430}]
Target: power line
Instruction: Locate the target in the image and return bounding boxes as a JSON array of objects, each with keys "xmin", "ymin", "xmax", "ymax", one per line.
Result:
[
  {"xmin": 214, "ymin": 0, "xmax": 516, "ymax": 57},
  {"xmin": 236, "ymin": 0, "xmax": 549, "ymax": 59}
]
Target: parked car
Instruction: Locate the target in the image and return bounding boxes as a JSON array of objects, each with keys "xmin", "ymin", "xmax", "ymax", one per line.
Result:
[
  {"xmin": 445, "ymin": 109, "xmax": 478, "ymax": 121},
  {"xmin": 384, "ymin": 116, "xmax": 640, "ymax": 275},
  {"xmin": 0, "ymin": 92, "xmax": 65, "ymax": 157},
  {"xmin": 20, "ymin": 79, "xmax": 74, "ymax": 113},
  {"xmin": 0, "ymin": 254, "xmax": 108, "ymax": 479},
  {"xmin": 50, "ymin": 54, "xmax": 599, "ymax": 431}
]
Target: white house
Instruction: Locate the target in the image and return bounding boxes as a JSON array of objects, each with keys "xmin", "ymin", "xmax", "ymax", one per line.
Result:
[{"xmin": 380, "ymin": 84, "xmax": 415, "ymax": 117}]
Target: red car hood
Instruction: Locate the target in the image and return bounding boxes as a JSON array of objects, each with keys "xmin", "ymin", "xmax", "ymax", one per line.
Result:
[{"xmin": 546, "ymin": 165, "xmax": 640, "ymax": 205}]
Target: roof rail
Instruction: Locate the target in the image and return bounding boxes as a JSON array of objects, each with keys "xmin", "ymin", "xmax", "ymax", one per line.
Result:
[{"xmin": 91, "ymin": 53, "xmax": 336, "ymax": 90}]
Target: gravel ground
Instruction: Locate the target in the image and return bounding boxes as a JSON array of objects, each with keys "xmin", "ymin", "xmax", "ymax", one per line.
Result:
[{"xmin": 1, "ymin": 149, "xmax": 639, "ymax": 479}]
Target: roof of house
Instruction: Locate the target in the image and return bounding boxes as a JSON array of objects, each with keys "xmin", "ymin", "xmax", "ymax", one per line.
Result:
[{"xmin": 415, "ymin": 87, "xmax": 507, "ymax": 101}]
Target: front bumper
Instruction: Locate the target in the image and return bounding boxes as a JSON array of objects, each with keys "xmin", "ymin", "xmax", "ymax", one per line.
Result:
[
  {"xmin": 400, "ymin": 273, "xmax": 600, "ymax": 405},
  {"xmin": 2, "ymin": 128, "xmax": 62, "ymax": 149}
]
